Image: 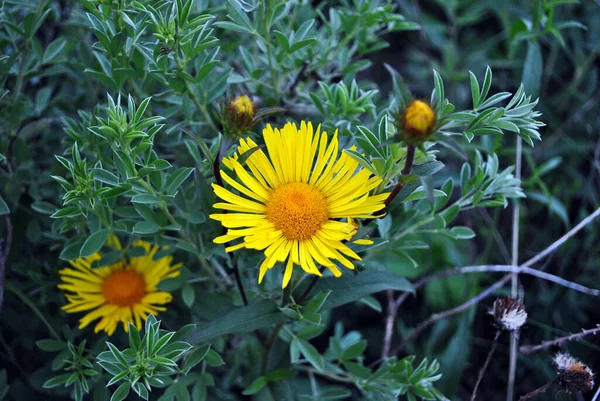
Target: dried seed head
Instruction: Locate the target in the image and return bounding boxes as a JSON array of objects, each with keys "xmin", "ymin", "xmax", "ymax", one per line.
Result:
[
  {"xmin": 553, "ymin": 352, "xmax": 595, "ymax": 393},
  {"xmin": 401, "ymin": 100, "xmax": 436, "ymax": 141},
  {"xmin": 491, "ymin": 297, "xmax": 527, "ymax": 332}
]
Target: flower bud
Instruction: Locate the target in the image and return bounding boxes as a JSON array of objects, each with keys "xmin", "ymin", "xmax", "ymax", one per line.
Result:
[
  {"xmin": 553, "ymin": 352, "xmax": 595, "ymax": 393},
  {"xmin": 400, "ymin": 100, "xmax": 436, "ymax": 142},
  {"xmin": 222, "ymin": 95, "xmax": 256, "ymax": 136},
  {"xmin": 491, "ymin": 296, "xmax": 527, "ymax": 332}
]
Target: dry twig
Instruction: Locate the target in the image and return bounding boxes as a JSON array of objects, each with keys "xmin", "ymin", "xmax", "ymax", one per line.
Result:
[
  {"xmin": 520, "ymin": 325, "xmax": 600, "ymax": 355},
  {"xmin": 385, "ymin": 207, "xmax": 600, "ymax": 358},
  {"xmin": 0, "ymin": 216, "xmax": 13, "ymax": 312}
]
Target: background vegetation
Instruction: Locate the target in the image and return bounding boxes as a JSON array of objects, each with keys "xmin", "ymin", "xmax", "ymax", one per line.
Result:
[{"xmin": 1, "ymin": 0, "xmax": 599, "ymax": 400}]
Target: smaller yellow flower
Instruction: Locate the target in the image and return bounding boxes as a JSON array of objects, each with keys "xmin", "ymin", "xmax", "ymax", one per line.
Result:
[
  {"xmin": 58, "ymin": 238, "xmax": 182, "ymax": 336},
  {"xmin": 402, "ymin": 100, "xmax": 436, "ymax": 141}
]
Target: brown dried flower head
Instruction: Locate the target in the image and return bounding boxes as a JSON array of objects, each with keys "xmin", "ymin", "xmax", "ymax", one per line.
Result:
[
  {"xmin": 491, "ymin": 296, "xmax": 527, "ymax": 332},
  {"xmin": 553, "ymin": 352, "xmax": 595, "ymax": 393}
]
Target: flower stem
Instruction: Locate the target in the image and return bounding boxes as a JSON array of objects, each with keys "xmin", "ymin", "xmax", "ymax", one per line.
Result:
[
  {"xmin": 402, "ymin": 144, "xmax": 416, "ymax": 175},
  {"xmin": 232, "ymin": 255, "xmax": 248, "ymax": 306},
  {"xmin": 470, "ymin": 330, "xmax": 501, "ymax": 401},
  {"xmin": 260, "ymin": 285, "xmax": 292, "ymax": 375},
  {"xmin": 297, "ymin": 268, "xmax": 325, "ymax": 304},
  {"xmin": 212, "ymin": 145, "xmax": 248, "ymax": 305},
  {"xmin": 263, "ymin": 7, "xmax": 280, "ymax": 102},
  {"xmin": 137, "ymin": 179, "xmax": 225, "ymax": 290}
]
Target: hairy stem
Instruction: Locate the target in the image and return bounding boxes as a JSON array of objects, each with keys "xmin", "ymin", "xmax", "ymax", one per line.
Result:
[{"xmin": 508, "ymin": 135, "xmax": 523, "ymax": 401}]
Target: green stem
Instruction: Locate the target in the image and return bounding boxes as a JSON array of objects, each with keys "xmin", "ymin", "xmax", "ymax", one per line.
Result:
[
  {"xmin": 174, "ymin": 53, "xmax": 218, "ymax": 133},
  {"xmin": 137, "ymin": 180, "xmax": 226, "ymax": 291},
  {"xmin": 263, "ymin": 9, "xmax": 280, "ymax": 102},
  {"xmin": 184, "ymin": 81, "xmax": 218, "ymax": 133},
  {"xmin": 260, "ymin": 284, "xmax": 293, "ymax": 375},
  {"xmin": 5, "ymin": 282, "xmax": 61, "ymax": 340},
  {"xmin": 295, "ymin": 365, "xmax": 355, "ymax": 384},
  {"xmin": 12, "ymin": 44, "xmax": 29, "ymax": 101}
]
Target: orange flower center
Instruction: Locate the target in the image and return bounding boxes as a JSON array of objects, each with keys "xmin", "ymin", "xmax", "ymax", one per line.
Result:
[
  {"xmin": 403, "ymin": 100, "xmax": 436, "ymax": 138},
  {"xmin": 102, "ymin": 269, "xmax": 146, "ymax": 307},
  {"xmin": 266, "ymin": 182, "xmax": 329, "ymax": 240}
]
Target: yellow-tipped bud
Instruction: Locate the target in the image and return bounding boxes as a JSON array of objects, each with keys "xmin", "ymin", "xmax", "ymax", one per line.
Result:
[
  {"xmin": 402, "ymin": 100, "xmax": 436, "ymax": 141},
  {"xmin": 223, "ymin": 95, "xmax": 256, "ymax": 136},
  {"xmin": 231, "ymin": 95, "xmax": 254, "ymax": 117}
]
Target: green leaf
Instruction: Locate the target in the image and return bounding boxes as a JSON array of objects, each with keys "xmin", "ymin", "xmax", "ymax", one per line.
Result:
[
  {"xmin": 43, "ymin": 373, "xmax": 72, "ymax": 389},
  {"xmin": 450, "ymin": 226, "xmax": 476, "ymax": 240},
  {"xmin": 44, "ymin": 38, "xmax": 67, "ymax": 63},
  {"xmin": 31, "ymin": 201, "xmax": 58, "ymax": 215},
  {"xmin": 185, "ymin": 299, "xmax": 286, "ymax": 344},
  {"xmin": 80, "ymin": 228, "xmax": 110, "ymax": 257},
  {"xmin": 298, "ymin": 270, "xmax": 413, "ymax": 311},
  {"xmin": 133, "ymin": 221, "xmax": 159, "ymax": 235},
  {"xmin": 204, "ymin": 349, "xmax": 224, "ymax": 367},
  {"xmin": 110, "ymin": 382, "xmax": 130, "ymax": 401},
  {"xmin": 183, "ymin": 344, "xmax": 211, "ymax": 373},
  {"xmin": 182, "ymin": 284, "xmax": 195, "ymax": 308},
  {"xmin": 165, "ymin": 168, "xmax": 194, "ymax": 195},
  {"xmin": 296, "ymin": 339, "xmax": 324, "ymax": 371},
  {"xmin": 94, "ymin": 168, "xmax": 120, "ymax": 186},
  {"xmin": 0, "ymin": 196, "xmax": 9, "ymax": 215},
  {"xmin": 60, "ymin": 239, "xmax": 85, "ymax": 261},
  {"xmin": 214, "ymin": 21, "xmax": 253, "ymax": 34},
  {"xmin": 37, "ymin": 339, "xmax": 66, "ymax": 352},
  {"xmin": 469, "ymin": 71, "xmax": 480, "ymax": 109},
  {"xmin": 174, "ymin": 382, "xmax": 190, "ymax": 401},
  {"xmin": 131, "ymin": 194, "xmax": 162, "ymax": 204},
  {"xmin": 522, "ymin": 41, "xmax": 542, "ymax": 97},
  {"xmin": 242, "ymin": 377, "xmax": 267, "ymax": 395},
  {"xmin": 128, "ymin": 323, "xmax": 141, "ymax": 352},
  {"xmin": 411, "ymin": 160, "xmax": 445, "ymax": 177}
]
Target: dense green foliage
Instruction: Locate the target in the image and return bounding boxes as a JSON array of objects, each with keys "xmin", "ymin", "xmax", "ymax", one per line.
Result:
[{"xmin": 0, "ymin": 0, "xmax": 598, "ymax": 400}]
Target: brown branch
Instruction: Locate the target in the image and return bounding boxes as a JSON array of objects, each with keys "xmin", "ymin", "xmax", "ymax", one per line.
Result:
[
  {"xmin": 520, "ymin": 325, "xmax": 600, "ymax": 355},
  {"xmin": 381, "ymin": 289, "xmax": 397, "ymax": 359},
  {"xmin": 518, "ymin": 379, "xmax": 556, "ymax": 401},
  {"xmin": 385, "ymin": 207, "xmax": 600, "ymax": 358},
  {"xmin": 0, "ymin": 216, "xmax": 13, "ymax": 313},
  {"xmin": 395, "ymin": 264, "xmax": 600, "ymax": 309},
  {"xmin": 288, "ymin": 60, "xmax": 310, "ymax": 96},
  {"xmin": 471, "ymin": 330, "xmax": 501, "ymax": 401}
]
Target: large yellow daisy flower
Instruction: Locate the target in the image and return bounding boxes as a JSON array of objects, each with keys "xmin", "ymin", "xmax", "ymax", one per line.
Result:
[
  {"xmin": 58, "ymin": 239, "xmax": 182, "ymax": 335},
  {"xmin": 210, "ymin": 121, "xmax": 388, "ymax": 288}
]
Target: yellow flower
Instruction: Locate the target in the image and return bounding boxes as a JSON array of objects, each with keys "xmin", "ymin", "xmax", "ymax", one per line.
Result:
[
  {"xmin": 402, "ymin": 100, "xmax": 436, "ymax": 140},
  {"xmin": 210, "ymin": 121, "xmax": 388, "ymax": 288},
  {"xmin": 58, "ymin": 239, "xmax": 182, "ymax": 336}
]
